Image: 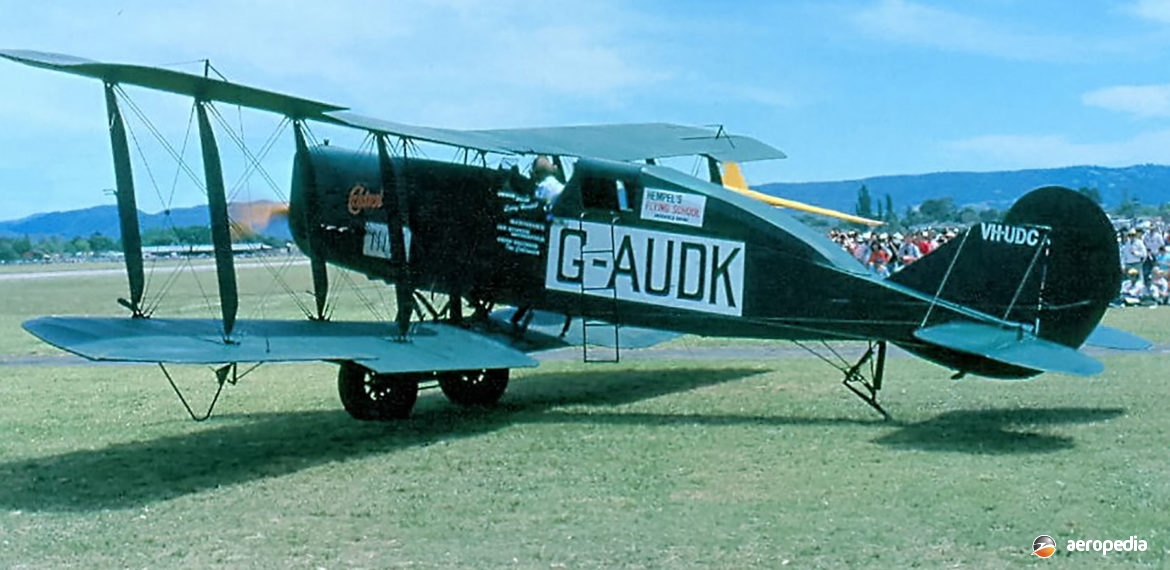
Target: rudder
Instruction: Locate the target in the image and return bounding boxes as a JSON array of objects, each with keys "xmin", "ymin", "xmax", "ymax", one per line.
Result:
[{"xmin": 889, "ymin": 186, "xmax": 1118, "ymax": 349}]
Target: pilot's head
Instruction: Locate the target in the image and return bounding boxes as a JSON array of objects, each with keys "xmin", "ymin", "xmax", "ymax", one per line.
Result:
[{"xmin": 532, "ymin": 155, "xmax": 558, "ymax": 178}]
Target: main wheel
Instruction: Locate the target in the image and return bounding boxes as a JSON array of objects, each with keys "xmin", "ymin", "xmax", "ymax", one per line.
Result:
[
  {"xmin": 337, "ymin": 361, "xmax": 419, "ymax": 420},
  {"xmin": 437, "ymin": 368, "xmax": 509, "ymax": 407}
]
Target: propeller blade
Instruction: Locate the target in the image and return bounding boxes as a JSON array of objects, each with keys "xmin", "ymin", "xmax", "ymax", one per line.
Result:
[{"xmin": 229, "ymin": 201, "xmax": 290, "ymax": 239}]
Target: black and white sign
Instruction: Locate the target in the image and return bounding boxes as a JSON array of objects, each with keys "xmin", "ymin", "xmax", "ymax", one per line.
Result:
[{"xmin": 545, "ymin": 220, "xmax": 746, "ymax": 316}]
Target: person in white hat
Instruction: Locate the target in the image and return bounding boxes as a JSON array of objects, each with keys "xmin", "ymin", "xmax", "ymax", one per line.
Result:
[
  {"xmin": 896, "ymin": 233, "xmax": 921, "ymax": 269},
  {"xmin": 1120, "ymin": 267, "xmax": 1146, "ymax": 306},
  {"xmin": 1121, "ymin": 229, "xmax": 1147, "ymax": 275},
  {"xmin": 1150, "ymin": 269, "xmax": 1169, "ymax": 306}
]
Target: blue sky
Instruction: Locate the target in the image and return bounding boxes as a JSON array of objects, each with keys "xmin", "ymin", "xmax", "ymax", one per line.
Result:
[{"xmin": 2, "ymin": 0, "xmax": 1170, "ymax": 220}]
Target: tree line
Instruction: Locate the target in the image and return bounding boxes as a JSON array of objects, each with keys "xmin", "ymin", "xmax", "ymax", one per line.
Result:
[
  {"xmin": 833, "ymin": 184, "xmax": 1170, "ymax": 232},
  {"xmin": 845, "ymin": 184, "xmax": 1001, "ymax": 232},
  {"xmin": 0, "ymin": 225, "xmax": 287, "ymax": 262}
]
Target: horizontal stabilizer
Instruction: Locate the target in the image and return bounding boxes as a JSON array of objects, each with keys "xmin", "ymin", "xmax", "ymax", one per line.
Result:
[
  {"xmin": 23, "ymin": 317, "xmax": 537, "ymax": 373},
  {"xmin": 1085, "ymin": 325, "xmax": 1154, "ymax": 351},
  {"xmin": 489, "ymin": 309, "xmax": 680, "ymax": 351},
  {"xmin": 913, "ymin": 321, "xmax": 1103, "ymax": 377}
]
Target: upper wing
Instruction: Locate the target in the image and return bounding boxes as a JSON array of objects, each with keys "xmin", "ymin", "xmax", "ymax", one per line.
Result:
[
  {"xmin": 0, "ymin": 49, "xmax": 345, "ymax": 118},
  {"xmin": 23, "ymin": 316, "xmax": 537, "ymax": 374},
  {"xmin": 1, "ymin": 49, "xmax": 785, "ymax": 163},
  {"xmin": 322, "ymin": 112, "xmax": 787, "ymax": 163},
  {"xmin": 476, "ymin": 122, "xmax": 785, "ymax": 163}
]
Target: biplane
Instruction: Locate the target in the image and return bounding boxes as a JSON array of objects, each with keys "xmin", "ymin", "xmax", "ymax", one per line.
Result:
[{"xmin": 1, "ymin": 50, "xmax": 1149, "ymax": 421}]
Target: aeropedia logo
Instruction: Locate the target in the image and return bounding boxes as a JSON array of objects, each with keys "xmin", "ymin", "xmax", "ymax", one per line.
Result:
[
  {"xmin": 1032, "ymin": 534, "xmax": 1149, "ymax": 558},
  {"xmin": 1032, "ymin": 535, "xmax": 1056, "ymax": 558}
]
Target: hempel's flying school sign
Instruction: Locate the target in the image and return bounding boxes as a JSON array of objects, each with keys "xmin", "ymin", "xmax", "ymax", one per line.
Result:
[{"xmin": 640, "ymin": 188, "xmax": 707, "ymax": 228}]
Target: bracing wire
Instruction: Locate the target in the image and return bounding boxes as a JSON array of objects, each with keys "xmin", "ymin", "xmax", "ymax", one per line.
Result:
[
  {"xmin": 258, "ymin": 256, "xmax": 315, "ymax": 320},
  {"xmin": 111, "ymin": 81, "xmax": 324, "ymax": 324},
  {"xmin": 186, "ymin": 256, "xmax": 222, "ymax": 322},
  {"xmin": 118, "ymin": 90, "xmax": 196, "ymax": 252},
  {"xmin": 336, "ymin": 270, "xmax": 391, "ymax": 323},
  {"xmin": 118, "ymin": 90, "xmax": 217, "ymax": 313},
  {"xmin": 166, "ymin": 105, "xmax": 197, "ymax": 208},
  {"xmin": 791, "ymin": 339, "xmax": 854, "ymax": 374},
  {"xmin": 115, "ymin": 86, "xmax": 206, "ymax": 193},
  {"xmin": 205, "ymin": 104, "xmax": 289, "ymax": 200},
  {"xmin": 118, "ymin": 91, "xmax": 192, "ymax": 310},
  {"xmin": 142, "ymin": 256, "xmax": 189, "ymax": 317},
  {"xmin": 202, "ymin": 102, "xmax": 314, "ymax": 320}
]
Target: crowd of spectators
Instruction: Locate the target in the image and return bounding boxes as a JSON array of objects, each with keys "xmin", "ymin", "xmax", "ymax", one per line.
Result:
[
  {"xmin": 828, "ymin": 221, "xmax": 1170, "ymax": 309},
  {"xmin": 828, "ymin": 227, "xmax": 961, "ymax": 278},
  {"xmin": 1116, "ymin": 222, "xmax": 1170, "ymax": 307}
]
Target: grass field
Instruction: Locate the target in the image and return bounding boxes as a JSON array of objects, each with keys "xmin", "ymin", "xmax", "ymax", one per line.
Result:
[{"xmin": 0, "ymin": 262, "xmax": 1167, "ymax": 569}]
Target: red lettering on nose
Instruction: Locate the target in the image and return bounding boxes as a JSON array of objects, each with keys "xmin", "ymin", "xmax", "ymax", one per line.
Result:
[{"xmin": 348, "ymin": 184, "xmax": 384, "ymax": 215}]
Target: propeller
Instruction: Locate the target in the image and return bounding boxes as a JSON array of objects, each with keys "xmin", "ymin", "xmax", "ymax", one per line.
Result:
[
  {"xmin": 721, "ymin": 162, "xmax": 883, "ymax": 226},
  {"xmin": 229, "ymin": 200, "xmax": 290, "ymax": 240}
]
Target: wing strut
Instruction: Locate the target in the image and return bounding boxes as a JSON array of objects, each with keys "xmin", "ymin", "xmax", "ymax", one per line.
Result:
[
  {"xmin": 104, "ymin": 83, "xmax": 146, "ymax": 317},
  {"xmin": 706, "ymin": 156, "xmax": 723, "ymax": 185},
  {"xmin": 376, "ymin": 134, "xmax": 413, "ymax": 337},
  {"xmin": 292, "ymin": 121, "xmax": 330, "ymax": 320},
  {"xmin": 195, "ymin": 100, "xmax": 239, "ymax": 339}
]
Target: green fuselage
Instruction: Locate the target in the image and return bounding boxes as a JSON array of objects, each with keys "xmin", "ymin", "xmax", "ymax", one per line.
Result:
[
  {"xmin": 288, "ymin": 146, "xmax": 1092, "ymax": 379},
  {"xmin": 292, "ymin": 147, "xmax": 929, "ymax": 339}
]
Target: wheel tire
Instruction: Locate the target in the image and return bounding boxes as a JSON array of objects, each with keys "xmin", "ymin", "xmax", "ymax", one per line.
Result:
[
  {"xmin": 438, "ymin": 368, "xmax": 509, "ymax": 407},
  {"xmin": 337, "ymin": 361, "xmax": 419, "ymax": 420}
]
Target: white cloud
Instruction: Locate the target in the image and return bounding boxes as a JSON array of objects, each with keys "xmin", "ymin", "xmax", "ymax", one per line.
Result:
[
  {"xmin": 851, "ymin": 0, "xmax": 1092, "ymax": 61},
  {"xmin": 1083, "ymin": 84, "xmax": 1170, "ymax": 118},
  {"xmin": 947, "ymin": 129, "xmax": 1170, "ymax": 169},
  {"xmin": 0, "ymin": 1, "xmax": 700, "ymax": 218},
  {"xmin": 0, "ymin": 1, "xmax": 674, "ymax": 128},
  {"xmin": 1125, "ymin": 0, "xmax": 1170, "ymax": 24}
]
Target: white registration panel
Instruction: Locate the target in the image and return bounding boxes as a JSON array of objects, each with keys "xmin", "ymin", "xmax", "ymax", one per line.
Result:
[{"xmin": 545, "ymin": 220, "xmax": 745, "ymax": 316}]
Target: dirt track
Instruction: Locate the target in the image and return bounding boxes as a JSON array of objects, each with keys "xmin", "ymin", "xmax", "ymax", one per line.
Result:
[{"xmin": 0, "ymin": 259, "xmax": 309, "ymax": 281}]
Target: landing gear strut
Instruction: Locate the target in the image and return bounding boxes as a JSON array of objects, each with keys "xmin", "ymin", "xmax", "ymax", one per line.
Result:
[
  {"xmin": 842, "ymin": 340, "xmax": 889, "ymax": 419},
  {"xmin": 337, "ymin": 361, "xmax": 420, "ymax": 420}
]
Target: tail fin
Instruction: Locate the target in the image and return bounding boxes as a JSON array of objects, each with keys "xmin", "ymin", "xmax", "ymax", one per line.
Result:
[{"xmin": 889, "ymin": 186, "xmax": 1118, "ymax": 350}]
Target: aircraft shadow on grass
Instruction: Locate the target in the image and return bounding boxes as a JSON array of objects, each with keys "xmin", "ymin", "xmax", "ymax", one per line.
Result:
[
  {"xmin": 871, "ymin": 406, "xmax": 1126, "ymax": 454},
  {"xmin": 531, "ymin": 406, "xmax": 1126, "ymax": 456},
  {"xmin": 0, "ymin": 367, "xmax": 762, "ymax": 512},
  {"xmin": 0, "ymin": 367, "xmax": 1125, "ymax": 512}
]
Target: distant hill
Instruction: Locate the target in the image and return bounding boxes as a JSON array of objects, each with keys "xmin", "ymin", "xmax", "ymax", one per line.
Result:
[
  {"xmin": 3, "ymin": 164, "xmax": 1168, "ymax": 239},
  {"xmin": 757, "ymin": 164, "xmax": 1170, "ymax": 215},
  {"xmin": 0, "ymin": 202, "xmax": 292, "ymax": 241}
]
